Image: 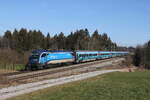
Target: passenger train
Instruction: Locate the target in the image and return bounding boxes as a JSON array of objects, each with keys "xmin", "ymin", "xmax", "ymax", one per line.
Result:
[{"xmin": 27, "ymin": 50, "xmax": 128, "ymax": 70}]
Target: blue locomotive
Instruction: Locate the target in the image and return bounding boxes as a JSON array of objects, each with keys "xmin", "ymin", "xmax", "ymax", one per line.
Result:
[{"xmin": 27, "ymin": 50, "xmax": 128, "ymax": 70}]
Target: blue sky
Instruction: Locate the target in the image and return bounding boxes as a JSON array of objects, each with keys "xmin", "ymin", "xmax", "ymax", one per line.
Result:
[{"xmin": 0, "ymin": 0, "xmax": 150, "ymax": 47}]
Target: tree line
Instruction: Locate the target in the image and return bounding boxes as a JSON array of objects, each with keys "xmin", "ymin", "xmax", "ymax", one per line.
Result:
[
  {"xmin": 133, "ymin": 40, "xmax": 150, "ymax": 69},
  {"xmin": 0, "ymin": 28, "xmax": 124, "ymax": 52}
]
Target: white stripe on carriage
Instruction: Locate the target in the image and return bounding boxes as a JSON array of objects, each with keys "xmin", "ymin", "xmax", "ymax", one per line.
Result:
[{"xmin": 47, "ymin": 59, "xmax": 75, "ymax": 64}]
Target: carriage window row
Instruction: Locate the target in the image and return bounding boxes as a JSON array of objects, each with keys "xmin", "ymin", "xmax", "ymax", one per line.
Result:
[
  {"xmin": 79, "ymin": 54, "xmax": 97, "ymax": 57},
  {"xmin": 78, "ymin": 53, "xmax": 114, "ymax": 57}
]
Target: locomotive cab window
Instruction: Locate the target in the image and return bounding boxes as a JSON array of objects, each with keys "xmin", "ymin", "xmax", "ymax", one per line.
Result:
[{"xmin": 41, "ymin": 53, "xmax": 47, "ymax": 57}]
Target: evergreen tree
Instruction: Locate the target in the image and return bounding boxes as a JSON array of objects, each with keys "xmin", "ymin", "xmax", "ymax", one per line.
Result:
[
  {"xmin": 29, "ymin": 30, "xmax": 44, "ymax": 49},
  {"xmin": 12, "ymin": 29, "xmax": 19, "ymax": 50},
  {"xmin": 101, "ymin": 33, "xmax": 109, "ymax": 50},
  {"xmin": 51, "ymin": 34, "xmax": 58, "ymax": 50},
  {"xmin": 3, "ymin": 30, "xmax": 12, "ymax": 48},
  {"xmin": 145, "ymin": 41, "xmax": 150, "ymax": 69},
  {"xmin": 45, "ymin": 33, "xmax": 51, "ymax": 49},
  {"xmin": 133, "ymin": 47, "xmax": 142, "ymax": 66},
  {"xmin": 26, "ymin": 30, "xmax": 33, "ymax": 50},
  {"xmin": 18, "ymin": 28, "xmax": 28, "ymax": 52},
  {"xmin": 81, "ymin": 29, "xmax": 90, "ymax": 50},
  {"xmin": 66, "ymin": 32, "xmax": 75, "ymax": 50},
  {"xmin": 57, "ymin": 32, "xmax": 66, "ymax": 50},
  {"xmin": 90, "ymin": 30, "xmax": 100, "ymax": 50}
]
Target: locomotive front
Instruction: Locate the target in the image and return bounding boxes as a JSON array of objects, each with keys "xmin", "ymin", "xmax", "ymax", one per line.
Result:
[{"xmin": 27, "ymin": 50, "xmax": 47, "ymax": 70}]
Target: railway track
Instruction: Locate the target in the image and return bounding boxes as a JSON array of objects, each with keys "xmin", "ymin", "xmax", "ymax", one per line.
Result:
[{"xmin": 0, "ymin": 57, "xmax": 125, "ymax": 85}]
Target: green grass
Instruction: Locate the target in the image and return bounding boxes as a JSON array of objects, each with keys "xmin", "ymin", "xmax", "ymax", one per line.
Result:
[
  {"xmin": 0, "ymin": 64, "xmax": 25, "ymax": 71},
  {"xmin": 9, "ymin": 71, "xmax": 150, "ymax": 100},
  {"xmin": 14, "ymin": 64, "xmax": 25, "ymax": 71}
]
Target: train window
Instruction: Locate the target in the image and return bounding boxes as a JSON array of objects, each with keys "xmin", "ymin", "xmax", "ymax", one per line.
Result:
[
  {"xmin": 79, "ymin": 54, "xmax": 88, "ymax": 57},
  {"xmin": 31, "ymin": 55, "xmax": 39, "ymax": 59},
  {"xmin": 79, "ymin": 54, "xmax": 82, "ymax": 57},
  {"xmin": 41, "ymin": 53, "xmax": 47, "ymax": 57}
]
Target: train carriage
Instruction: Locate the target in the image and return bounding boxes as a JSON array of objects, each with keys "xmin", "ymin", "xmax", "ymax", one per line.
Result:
[
  {"xmin": 98, "ymin": 51, "xmax": 113, "ymax": 59},
  {"xmin": 75, "ymin": 51, "xmax": 99, "ymax": 63}
]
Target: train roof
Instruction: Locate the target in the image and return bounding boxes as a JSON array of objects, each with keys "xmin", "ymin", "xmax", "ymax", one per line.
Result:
[
  {"xmin": 32, "ymin": 49, "xmax": 48, "ymax": 54},
  {"xmin": 76, "ymin": 51, "xmax": 99, "ymax": 54},
  {"xmin": 32, "ymin": 49, "xmax": 73, "ymax": 54},
  {"xmin": 32, "ymin": 50, "xmax": 128, "ymax": 54}
]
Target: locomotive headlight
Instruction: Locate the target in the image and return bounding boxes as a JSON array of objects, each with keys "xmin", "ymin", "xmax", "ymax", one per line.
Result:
[{"xmin": 33, "ymin": 59, "xmax": 38, "ymax": 62}]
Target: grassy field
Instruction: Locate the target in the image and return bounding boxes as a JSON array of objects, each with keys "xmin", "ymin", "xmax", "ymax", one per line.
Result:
[{"xmin": 9, "ymin": 71, "xmax": 150, "ymax": 100}]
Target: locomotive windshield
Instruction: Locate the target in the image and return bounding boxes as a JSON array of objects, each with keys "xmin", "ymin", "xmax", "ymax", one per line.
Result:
[
  {"xmin": 31, "ymin": 55, "xmax": 39, "ymax": 59},
  {"xmin": 30, "ymin": 53, "xmax": 40, "ymax": 59}
]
